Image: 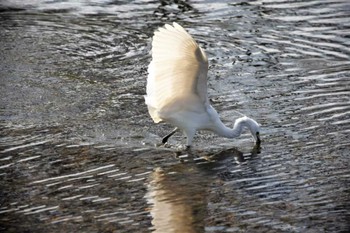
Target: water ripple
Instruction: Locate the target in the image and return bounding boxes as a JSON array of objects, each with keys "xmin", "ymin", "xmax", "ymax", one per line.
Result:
[{"xmin": 1, "ymin": 0, "xmax": 350, "ymax": 232}]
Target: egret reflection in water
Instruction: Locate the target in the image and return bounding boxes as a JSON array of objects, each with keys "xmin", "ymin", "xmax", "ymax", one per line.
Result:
[{"xmin": 145, "ymin": 146, "xmax": 258, "ymax": 233}]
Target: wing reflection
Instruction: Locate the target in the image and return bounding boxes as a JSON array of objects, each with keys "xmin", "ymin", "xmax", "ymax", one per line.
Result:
[
  {"xmin": 146, "ymin": 164, "xmax": 208, "ymax": 233},
  {"xmin": 145, "ymin": 145, "xmax": 261, "ymax": 232}
]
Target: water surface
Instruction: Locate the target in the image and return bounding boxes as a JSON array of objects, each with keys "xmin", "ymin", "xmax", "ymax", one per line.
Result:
[{"xmin": 1, "ymin": 0, "xmax": 349, "ymax": 232}]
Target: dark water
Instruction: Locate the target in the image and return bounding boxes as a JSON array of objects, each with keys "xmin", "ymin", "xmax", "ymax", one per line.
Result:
[{"xmin": 1, "ymin": 0, "xmax": 349, "ymax": 232}]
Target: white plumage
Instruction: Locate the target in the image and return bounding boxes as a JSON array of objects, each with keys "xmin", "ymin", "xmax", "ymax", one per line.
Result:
[{"xmin": 145, "ymin": 22, "xmax": 261, "ymax": 147}]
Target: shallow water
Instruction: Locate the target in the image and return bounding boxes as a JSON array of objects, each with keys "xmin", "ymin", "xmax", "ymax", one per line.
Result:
[{"xmin": 1, "ymin": 0, "xmax": 349, "ymax": 232}]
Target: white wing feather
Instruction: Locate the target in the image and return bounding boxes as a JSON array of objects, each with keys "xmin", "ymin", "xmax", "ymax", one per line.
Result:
[{"xmin": 145, "ymin": 22, "xmax": 209, "ymax": 123}]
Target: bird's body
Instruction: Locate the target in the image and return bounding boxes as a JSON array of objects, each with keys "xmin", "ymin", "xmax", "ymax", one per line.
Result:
[{"xmin": 145, "ymin": 22, "xmax": 260, "ymax": 147}]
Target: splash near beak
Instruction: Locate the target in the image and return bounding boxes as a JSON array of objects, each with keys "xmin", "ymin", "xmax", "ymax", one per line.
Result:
[{"xmin": 256, "ymin": 132, "xmax": 261, "ymax": 144}]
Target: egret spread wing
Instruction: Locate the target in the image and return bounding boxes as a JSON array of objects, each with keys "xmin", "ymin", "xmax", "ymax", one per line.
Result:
[{"xmin": 145, "ymin": 22, "xmax": 209, "ymax": 123}]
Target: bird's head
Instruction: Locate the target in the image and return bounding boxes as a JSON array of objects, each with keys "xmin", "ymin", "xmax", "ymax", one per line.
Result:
[{"xmin": 244, "ymin": 116, "xmax": 261, "ymax": 144}]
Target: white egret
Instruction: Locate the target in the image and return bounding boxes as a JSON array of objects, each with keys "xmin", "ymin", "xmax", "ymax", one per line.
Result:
[{"xmin": 145, "ymin": 22, "xmax": 261, "ymax": 148}]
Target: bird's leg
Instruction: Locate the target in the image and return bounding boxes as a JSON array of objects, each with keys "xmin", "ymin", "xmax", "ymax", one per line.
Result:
[
  {"xmin": 256, "ymin": 132, "xmax": 261, "ymax": 145},
  {"xmin": 162, "ymin": 127, "xmax": 178, "ymax": 144},
  {"xmin": 184, "ymin": 129, "xmax": 195, "ymax": 148}
]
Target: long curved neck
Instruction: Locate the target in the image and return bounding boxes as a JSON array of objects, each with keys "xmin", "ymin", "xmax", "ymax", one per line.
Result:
[{"xmin": 213, "ymin": 116, "xmax": 252, "ymax": 139}]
